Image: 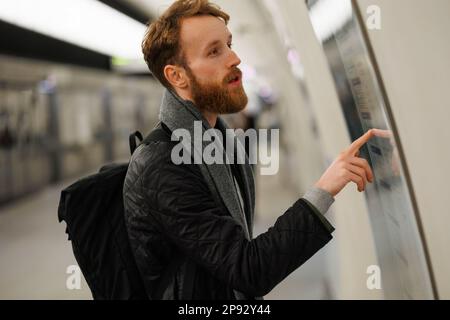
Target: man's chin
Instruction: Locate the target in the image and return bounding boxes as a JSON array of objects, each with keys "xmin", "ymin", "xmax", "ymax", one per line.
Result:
[
  {"xmin": 224, "ymin": 96, "xmax": 248, "ymax": 114},
  {"xmin": 191, "ymin": 80, "xmax": 248, "ymax": 114},
  {"xmin": 229, "ymin": 86, "xmax": 247, "ymax": 100}
]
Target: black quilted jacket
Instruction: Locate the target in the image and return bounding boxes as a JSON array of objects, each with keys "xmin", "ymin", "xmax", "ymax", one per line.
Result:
[{"xmin": 123, "ymin": 126, "xmax": 334, "ymax": 300}]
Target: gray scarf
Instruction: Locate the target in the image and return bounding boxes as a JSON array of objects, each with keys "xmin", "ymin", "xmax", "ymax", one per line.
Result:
[{"xmin": 159, "ymin": 89, "xmax": 255, "ymax": 240}]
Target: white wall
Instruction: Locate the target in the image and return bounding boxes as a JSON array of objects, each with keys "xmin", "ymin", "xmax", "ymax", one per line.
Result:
[
  {"xmin": 271, "ymin": 0, "xmax": 383, "ymax": 299},
  {"xmin": 356, "ymin": 0, "xmax": 450, "ymax": 299},
  {"xmin": 273, "ymin": 0, "xmax": 450, "ymax": 299}
]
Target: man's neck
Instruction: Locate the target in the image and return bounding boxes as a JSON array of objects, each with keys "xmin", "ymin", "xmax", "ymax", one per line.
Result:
[
  {"xmin": 175, "ymin": 89, "xmax": 218, "ymax": 128},
  {"xmin": 201, "ymin": 110, "xmax": 218, "ymax": 128}
]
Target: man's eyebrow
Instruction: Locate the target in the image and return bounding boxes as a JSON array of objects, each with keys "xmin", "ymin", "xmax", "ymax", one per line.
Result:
[
  {"xmin": 204, "ymin": 34, "xmax": 233, "ymax": 51},
  {"xmin": 205, "ymin": 39, "xmax": 221, "ymax": 50}
]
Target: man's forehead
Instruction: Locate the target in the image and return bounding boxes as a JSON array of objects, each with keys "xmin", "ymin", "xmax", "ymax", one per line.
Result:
[{"xmin": 180, "ymin": 15, "xmax": 230, "ymax": 48}]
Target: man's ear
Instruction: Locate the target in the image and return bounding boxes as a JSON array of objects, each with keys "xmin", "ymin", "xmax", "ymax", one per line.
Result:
[{"xmin": 163, "ymin": 65, "xmax": 189, "ymax": 90}]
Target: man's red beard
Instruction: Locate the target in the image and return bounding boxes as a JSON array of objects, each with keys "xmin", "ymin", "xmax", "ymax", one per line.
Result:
[{"xmin": 186, "ymin": 67, "xmax": 248, "ymax": 115}]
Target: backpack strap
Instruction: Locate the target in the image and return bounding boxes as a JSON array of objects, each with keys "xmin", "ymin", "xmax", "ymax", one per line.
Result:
[
  {"xmin": 143, "ymin": 122, "xmax": 196, "ymax": 299},
  {"xmin": 142, "ymin": 122, "xmax": 172, "ymax": 145},
  {"xmin": 131, "ymin": 122, "xmax": 196, "ymax": 299},
  {"xmin": 154, "ymin": 253, "xmax": 196, "ymax": 300},
  {"xmin": 128, "ymin": 122, "xmax": 172, "ymax": 156},
  {"xmin": 129, "ymin": 131, "xmax": 144, "ymax": 155},
  {"xmin": 183, "ymin": 260, "xmax": 196, "ymax": 299}
]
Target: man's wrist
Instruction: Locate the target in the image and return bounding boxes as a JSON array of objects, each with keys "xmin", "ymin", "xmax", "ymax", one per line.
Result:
[
  {"xmin": 302, "ymin": 187, "xmax": 335, "ymax": 215},
  {"xmin": 313, "ymin": 181, "xmax": 335, "ymax": 197}
]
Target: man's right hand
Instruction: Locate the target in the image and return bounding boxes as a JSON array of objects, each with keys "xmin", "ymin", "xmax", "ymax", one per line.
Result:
[{"xmin": 314, "ymin": 129, "xmax": 385, "ymax": 197}]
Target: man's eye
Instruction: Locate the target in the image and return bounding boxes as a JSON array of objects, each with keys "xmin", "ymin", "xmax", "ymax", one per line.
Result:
[{"xmin": 209, "ymin": 48, "xmax": 219, "ymax": 56}]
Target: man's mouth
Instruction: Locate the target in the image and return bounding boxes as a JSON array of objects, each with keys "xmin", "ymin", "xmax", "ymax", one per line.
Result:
[{"xmin": 227, "ymin": 73, "xmax": 241, "ymax": 86}]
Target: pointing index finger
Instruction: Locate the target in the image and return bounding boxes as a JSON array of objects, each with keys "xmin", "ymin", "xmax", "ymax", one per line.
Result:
[{"xmin": 346, "ymin": 129, "xmax": 374, "ymax": 156}]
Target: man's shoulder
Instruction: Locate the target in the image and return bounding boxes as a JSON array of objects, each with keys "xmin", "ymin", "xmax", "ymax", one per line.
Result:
[
  {"xmin": 125, "ymin": 139, "xmax": 202, "ymax": 191},
  {"xmin": 133, "ymin": 139, "xmax": 175, "ymax": 169},
  {"xmin": 128, "ymin": 122, "xmax": 174, "ymax": 170}
]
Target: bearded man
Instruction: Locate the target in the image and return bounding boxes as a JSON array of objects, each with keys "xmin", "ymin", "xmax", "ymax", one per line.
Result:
[{"xmin": 123, "ymin": 0, "xmax": 376, "ymax": 300}]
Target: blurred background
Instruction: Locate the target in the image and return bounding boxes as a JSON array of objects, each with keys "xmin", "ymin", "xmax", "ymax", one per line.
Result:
[{"xmin": 1, "ymin": 0, "xmax": 449, "ymax": 299}]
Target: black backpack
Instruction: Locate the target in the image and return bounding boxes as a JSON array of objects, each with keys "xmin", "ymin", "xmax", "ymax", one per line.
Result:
[{"xmin": 57, "ymin": 123, "xmax": 170, "ymax": 300}]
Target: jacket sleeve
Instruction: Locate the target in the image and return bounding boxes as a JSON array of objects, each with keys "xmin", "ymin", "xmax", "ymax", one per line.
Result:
[{"xmin": 140, "ymin": 154, "xmax": 334, "ymax": 297}]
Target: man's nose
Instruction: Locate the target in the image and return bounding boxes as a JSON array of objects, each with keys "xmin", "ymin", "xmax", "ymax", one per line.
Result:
[{"xmin": 227, "ymin": 50, "xmax": 241, "ymax": 68}]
